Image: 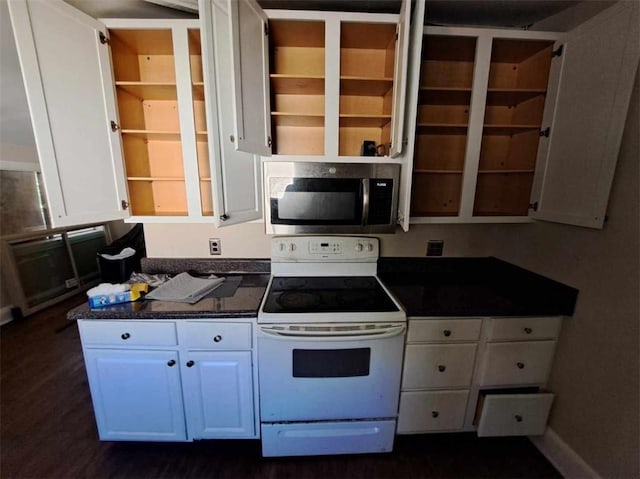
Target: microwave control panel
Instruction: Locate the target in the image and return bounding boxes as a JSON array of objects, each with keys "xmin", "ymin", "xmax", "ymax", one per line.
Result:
[{"xmin": 271, "ymin": 236, "xmax": 379, "ymax": 262}]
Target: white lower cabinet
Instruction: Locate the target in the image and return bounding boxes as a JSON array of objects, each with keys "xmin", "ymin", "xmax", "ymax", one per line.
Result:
[
  {"xmin": 83, "ymin": 348, "xmax": 187, "ymax": 441},
  {"xmin": 398, "ymin": 390, "xmax": 469, "ymax": 433},
  {"xmin": 78, "ymin": 319, "xmax": 256, "ymax": 442},
  {"xmin": 398, "ymin": 316, "xmax": 563, "ymax": 437},
  {"xmin": 181, "ymin": 351, "xmax": 254, "ymax": 439}
]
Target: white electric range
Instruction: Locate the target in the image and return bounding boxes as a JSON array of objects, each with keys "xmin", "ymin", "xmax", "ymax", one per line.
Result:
[{"xmin": 257, "ymin": 236, "xmax": 406, "ymax": 457}]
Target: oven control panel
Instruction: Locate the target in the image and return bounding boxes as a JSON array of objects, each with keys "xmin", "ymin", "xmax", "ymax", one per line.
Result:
[{"xmin": 271, "ymin": 236, "xmax": 379, "ymax": 262}]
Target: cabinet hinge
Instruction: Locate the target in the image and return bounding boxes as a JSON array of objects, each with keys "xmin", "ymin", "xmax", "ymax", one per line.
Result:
[
  {"xmin": 552, "ymin": 45, "xmax": 563, "ymax": 58},
  {"xmin": 220, "ymin": 214, "xmax": 230, "ymax": 222},
  {"xmin": 111, "ymin": 120, "xmax": 120, "ymax": 132},
  {"xmin": 121, "ymin": 200, "xmax": 129, "ymax": 210},
  {"xmin": 539, "ymin": 127, "xmax": 550, "ymax": 138},
  {"xmin": 99, "ymin": 31, "xmax": 109, "ymax": 45},
  {"xmin": 264, "ymin": 23, "xmax": 269, "ymax": 36},
  {"xmin": 267, "ymin": 136, "xmax": 272, "ymax": 148},
  {"xmin": 529, "ymin": 201, "xmax": 539, "ymax": 212}
]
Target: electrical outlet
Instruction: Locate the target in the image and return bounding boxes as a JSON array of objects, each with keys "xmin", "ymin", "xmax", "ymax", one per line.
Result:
[
  {"xmin": 426, "ymin": 240, "xmax": 444, "ymax": 257},
  {"xmin": 209, "ymin": 238, "xmax": 221, "ymax": 255}
]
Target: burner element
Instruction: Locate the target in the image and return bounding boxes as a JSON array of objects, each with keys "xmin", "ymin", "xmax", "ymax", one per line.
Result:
[
  {"xmin": 277, "ymin": 292, "xmax": 321, "ymax": 310},
  {"xmin": 336, "ymin": 289, "xmax": 376, "ymax": 307}
]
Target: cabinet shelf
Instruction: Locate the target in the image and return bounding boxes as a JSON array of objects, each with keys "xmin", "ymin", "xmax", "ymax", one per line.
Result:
[
  {"xmin": 482, "ymin": 124, "xmax": 540, "ymax": 134},
  {"xmin": 486, "ymin": 88, "xmax": 546, "ymax": 105},
  {"xmin": 270, "ymin": 75, "xmax": 325, "ymax": 94},
  {"xmin": 414, "ymin": 169, "xmax": 464, "ymax": 174},
  {"xmin": 272, "ymin": 113, "xmax": 325, "ymax": 127},
  {"xmin": 192, "ymin": 83, "xmax": 205, "ymax": 100},
  {"xmin": 115, "ymin": 82, "xmax": 177, "ymax": 100},
  {"xmin": 121, "ymin": 130, "xmax": 181, "ymax": 141},
  {"xmin": 477, "ymin": 169, "xmax": 535, "ymax": 174},
  {"xmin": 127, "ymin": 177, "xmax": 185, "ymax": 181},
  {"xmin": 340, "ymin": 77, "xmax": 394, "ymax": 96},
  {"xmin": 339, "ymin": 115, "xmax": 392, "ymax": 128}
]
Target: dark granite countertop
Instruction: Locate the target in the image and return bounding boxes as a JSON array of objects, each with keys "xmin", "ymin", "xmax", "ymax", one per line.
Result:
[
  {"xmin": 68, "ymin": 256, "xmax": 578, "ymax": 321},
  {"xmin": 68, "ymin": 259, "xmax": 270, "ymax": 320},
  {"xmin": 377, "ymin": 257, "xmax": 578, "ymax": 317}
]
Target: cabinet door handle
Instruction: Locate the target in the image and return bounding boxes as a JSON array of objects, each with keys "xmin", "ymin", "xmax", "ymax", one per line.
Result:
[
  {"xmin": 515, "ymin": 415, "xmax": 523, "ymax": 422},
  {"xmin": 121, "ymin": 333, "xmax": 130, "ymax": 340},
  {"xmin": 186, "ymin": 360, "xmax": 195, "ymax": 368},
  {"xmin": 524, "ymin": 327, "xmax": 533, "ymax": 334},
  {"xmin": 437, "ymin": 364, "xmax": 446, "ymax": 372},
  {"xmin": 442, "ymin": 329, "xmax": 452, "ymax": 337},
  {"xmin": 213, "ymin": 335, "xmax": 222, "ymax": 343},
  {"xmin": 516, "ymin": 362, "xmax": 525, "ymax": 369},
  {"xmin": 167, "ymin": 359, "xmax": 176, "ymax": 367},
  {"xmin": 431, "ymin": 411, "xmax": 439, "ymax": 418}
]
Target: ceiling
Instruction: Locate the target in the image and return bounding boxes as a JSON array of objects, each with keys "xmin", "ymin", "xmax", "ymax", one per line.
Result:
[{"xmin": 66, "ymin": 0, "xmax": 586, "ymax": 28}]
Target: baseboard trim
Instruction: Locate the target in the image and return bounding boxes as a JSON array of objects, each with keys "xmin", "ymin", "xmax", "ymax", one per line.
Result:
[
  {"xmin": 530, "ymin": 427, "xmax": 600, "ymax": 479},
  {"xmin": 0, "ymin": 306, "xmax": 14, "ymax": 326}
]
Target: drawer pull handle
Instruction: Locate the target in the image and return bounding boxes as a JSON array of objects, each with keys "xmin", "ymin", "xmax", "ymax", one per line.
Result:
[
  {"xmin": 431, "ymin": 411, "xmax": 439, "ymax": 418},
  {"xmin": 442, "ymin": 329, "xmax": 451, "ymax": 337},
  {"xmin": 213, "ymin": 335, "xmax": 222, "ymax": 343},
  {"xmin": 437, "ymin": 365, "xmax": 446, "ymax": 372},
  {"xmin": 515, "ymin": 415, "xmax": 523, "ymax": 422},
  {"xmin": 516, "ymin": 362, "xmax": 525, "ymax": 369},
  {"xmin": 186, "ymin": 360, "xmax": 195, "ymax": 368},
  {"xmin": 121, "ymin": 333, "xmax": 130, "ymax": 340},
  {"xmin": 167, "ymin": 360, "xmax": 176, "ymax": 367},
  {"xmin": 524, "ymin": 327, "xmax": 533, "ymax": 334}
]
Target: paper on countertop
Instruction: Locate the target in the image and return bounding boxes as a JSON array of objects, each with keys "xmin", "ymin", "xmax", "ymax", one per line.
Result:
[
  {"xmin": 99, "ymin": 247, "xmax": 136, "ymax": 260},
  {"xmin": 145, "ymin": 272, "xmax": 226, "ymax": 304}
]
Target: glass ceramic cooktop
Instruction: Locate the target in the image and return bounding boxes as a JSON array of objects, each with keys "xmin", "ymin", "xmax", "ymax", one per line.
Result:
[{"xmin": 262, "ymin": 276, "xmax": 399, "ymax": 314}]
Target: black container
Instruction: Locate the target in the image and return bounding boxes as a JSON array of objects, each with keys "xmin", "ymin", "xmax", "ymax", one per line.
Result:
[{"xmin": 97, "ymin": 224, "xmax": 146, "ymax": 283}]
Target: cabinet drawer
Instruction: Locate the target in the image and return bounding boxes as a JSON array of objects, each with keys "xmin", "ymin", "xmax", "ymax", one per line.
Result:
[
  {"xmin": 487, "ymin": 317, "xmax": 562, "ymax": 341},
  {"xmin": 403, "ymin": 343, "xmax": 477, "ymax": 389},
  {"xmin": 479, "ymin": 341, "xmax": 556, "ymax": 386},
  {"xmin": 397, "ymin": 390, "xmax": 469, "ymax": 433},
  {"xmin": 182, "ymin": 322, "xmax": 252, "ymax": 349},
  {"xmin": 79, "ymin": 320, "xmax": 177, "ymax": 347},
  {"xmin": 477, "ymin": 393, "xmax": 554, "ymax": 437},
  {"xmin": 407, "ymin": 319, "xmax": 482, "ymax": 342}
]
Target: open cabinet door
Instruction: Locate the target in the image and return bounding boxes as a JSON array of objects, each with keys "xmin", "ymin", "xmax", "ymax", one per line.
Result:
[
  {"xmin": 228, "ymin": 0, "xmax": 272, "ymax": 156},
  {"xmin": 530, "ymin": 1, "xmax": 639, "ymax": 229},
  {"xmin": 8, "ymin": 0, "xmax": 128, "ymax": 228},
  {"xmin": 200, "ymin": 0, "xmax": 263, "ymax": 227},
  {"xmin": 388, "ymin": 0, "xmax": 412, "ymax": 158},
  {"xmin": 396, "ymin": 0, "xmax": 426, "ymax": 231}
]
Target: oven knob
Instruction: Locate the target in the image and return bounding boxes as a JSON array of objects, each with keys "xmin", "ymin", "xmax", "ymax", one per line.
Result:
[
  {"xmin": 355, "ymin": 243, "xmax": 364, "ymax": 252},
  {"xmin": 288, "ymin": 243, "xmax": 296, "ymax": 252},
  {"xmin": 279, "ymin": 242, "xmax": 286, "ymax": 252},
  {"xmin": 366, "ymin": 243, "xmax": 374, "ymax": 252}
]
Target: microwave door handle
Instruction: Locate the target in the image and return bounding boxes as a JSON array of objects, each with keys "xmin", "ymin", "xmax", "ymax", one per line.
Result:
[
  {"xmin": 361, "ymin": 178, "xmax": 370, "ymax": 226},
  {"xmin": 258, "ymin": 325, "xmax": 406, "ymax": 342}
]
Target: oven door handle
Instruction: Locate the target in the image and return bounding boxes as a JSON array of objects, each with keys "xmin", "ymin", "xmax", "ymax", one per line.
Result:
[{"xmin": 258, "ymin": 325, "xmax": 406, "ymax": 341}]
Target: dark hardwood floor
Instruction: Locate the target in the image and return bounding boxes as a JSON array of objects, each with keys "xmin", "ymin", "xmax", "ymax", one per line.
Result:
[{"xmin": 1, "ymin": 295, "xmax": 561, "ymax": 479}]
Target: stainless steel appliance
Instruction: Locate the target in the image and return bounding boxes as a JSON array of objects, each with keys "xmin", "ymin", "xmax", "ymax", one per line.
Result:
[
  {"xmin": 263, "ymin": 162, "xmax": 400, "ymax": 235},
  {"xmin": 257, "ymin": 236, "xmax": 406, "ymax": 457}
]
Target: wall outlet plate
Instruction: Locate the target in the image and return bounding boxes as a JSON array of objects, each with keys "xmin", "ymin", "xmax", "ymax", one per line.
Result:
[
  {"xmin": 426, "ymin": 240, "xmax": 444, "ymax": 257},
  {"xmin": 209, "ymin": 238, "xmax": 221, "ymax": 255}
]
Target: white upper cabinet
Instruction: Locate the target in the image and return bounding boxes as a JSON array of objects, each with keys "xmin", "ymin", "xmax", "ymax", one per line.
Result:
[
  {"xmin": 388, "ymin": 0, "xmax": 412, "ymax": 158},
  {"xmin": 530, "ymin": 0, "xmax": 640, "ymax": 228},
  {"xmin": 199, "ymin": 0, "xmax": 263, "ymax": 226},
  {"xmin": 228, "ymin": 0, "xmax": 272, "ymax": 156},
  {"xmin": 8, "ymin": 0, "xmax": 128, "ymax": 227},
  {"xmin": 406, "ymin": 1, "xmax": 639, "ymax": 229}
]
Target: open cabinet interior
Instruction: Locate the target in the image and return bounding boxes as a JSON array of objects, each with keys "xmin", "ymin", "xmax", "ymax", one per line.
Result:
[
  {"xmin": 111, "ymin": 28, "xmax": 208, "ymax": 217},
  {"xmin": 339, "ymin": 22, "xmax": 397, "ymax": 157},
  {"xmin": 411, "ymin": 35, "xmax": 476, "ymax": 216},
  {"xmin": 269, "ymin": 20, "xmax": 325, "ymax": 155},
  {"xmin": 474, "ymin": 39, "xmax": 553, "ymax": 216}
]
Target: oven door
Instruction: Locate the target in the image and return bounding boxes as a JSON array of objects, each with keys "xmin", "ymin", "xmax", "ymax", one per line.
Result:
[{"xmin": 257, "ymin": 323, "xmax": 406, "ymax": 422}]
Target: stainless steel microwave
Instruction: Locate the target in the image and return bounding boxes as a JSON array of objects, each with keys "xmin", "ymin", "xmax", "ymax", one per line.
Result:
[{"xmin": 264, "ymin": 162, "xmax": 400, "ymax": 234}]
